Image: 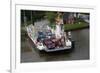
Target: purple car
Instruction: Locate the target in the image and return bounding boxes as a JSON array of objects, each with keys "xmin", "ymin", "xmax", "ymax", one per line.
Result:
[{"xmin": 43, "ymin": 39, "xmax": 55, "ymax": 49}]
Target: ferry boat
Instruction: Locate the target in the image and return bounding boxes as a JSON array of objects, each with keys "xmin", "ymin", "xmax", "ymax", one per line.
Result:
[{"xmin": 26, "ymin": 24, "xmax": 75, "ymax": 52}]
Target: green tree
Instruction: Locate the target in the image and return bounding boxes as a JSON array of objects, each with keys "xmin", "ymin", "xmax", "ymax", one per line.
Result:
[{"xmin": 45, "ymin": 12, "xmax": 57, "ymax": 23}]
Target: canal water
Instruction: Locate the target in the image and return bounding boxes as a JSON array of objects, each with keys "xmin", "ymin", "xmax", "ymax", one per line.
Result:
[{"xmin": 21, "ymin": 28, "xmax": 89, "ymax": 63}]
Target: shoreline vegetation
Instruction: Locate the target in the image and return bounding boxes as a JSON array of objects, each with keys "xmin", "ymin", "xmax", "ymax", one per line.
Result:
[
  {"xmin": 48, "ymin": 21, "xmax": 89, "ymax": 31},
  {"xmin": 64, "ymin": 22, "xmax": 89, "ymax": 31},
  {"xmin": 21, "ymin": 10, "xmax": 89, "ymax": 32}
]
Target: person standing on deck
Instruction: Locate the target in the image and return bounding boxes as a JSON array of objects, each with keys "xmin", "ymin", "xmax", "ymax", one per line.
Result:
[
  {"xmin": 54, "ymin": 12, "xmax": 65, "ymax": 47},
  {"xmin": 55, "ymin": 16, "xmax": 62, "ymax": 39}
]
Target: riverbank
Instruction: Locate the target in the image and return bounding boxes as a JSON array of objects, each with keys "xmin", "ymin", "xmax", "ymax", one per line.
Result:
[{"xmin": 64, "ymin": 22, "xmax": 89, "ymax": 31}]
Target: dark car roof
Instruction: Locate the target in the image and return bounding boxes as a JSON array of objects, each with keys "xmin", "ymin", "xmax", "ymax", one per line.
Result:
[
  {"xmin": 44, "ymin": 39, "xmax": 52, "ymax": 43},
  {"xmin": 38, "ymin": 31, "xmax": 46, "ymax": 37}
]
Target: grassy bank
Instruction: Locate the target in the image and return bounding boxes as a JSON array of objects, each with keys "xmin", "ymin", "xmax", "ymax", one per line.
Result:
[{"xmin": 64, "ymin": 22, "xmax": 89, "ymax": 31}]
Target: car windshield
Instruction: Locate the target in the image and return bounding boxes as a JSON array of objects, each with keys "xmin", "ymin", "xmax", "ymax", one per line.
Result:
[{"xmin": 38, "ymin": 32, "xmax": 46, "ymax": 38}]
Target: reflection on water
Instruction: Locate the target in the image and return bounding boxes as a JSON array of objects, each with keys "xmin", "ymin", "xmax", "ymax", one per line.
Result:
[{"xmin": 21, "ymin": 28, "xmax": 89, "ymax": 63}]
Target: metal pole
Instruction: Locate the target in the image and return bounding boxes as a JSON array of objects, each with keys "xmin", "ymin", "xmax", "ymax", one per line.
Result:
[
  {"xmin": 31, "ymin": 11, "xmax": 33, "ymax": 24},
  {"xmin": 24, "ymin": 10, "xmax": 27, "ymax": 28}
]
